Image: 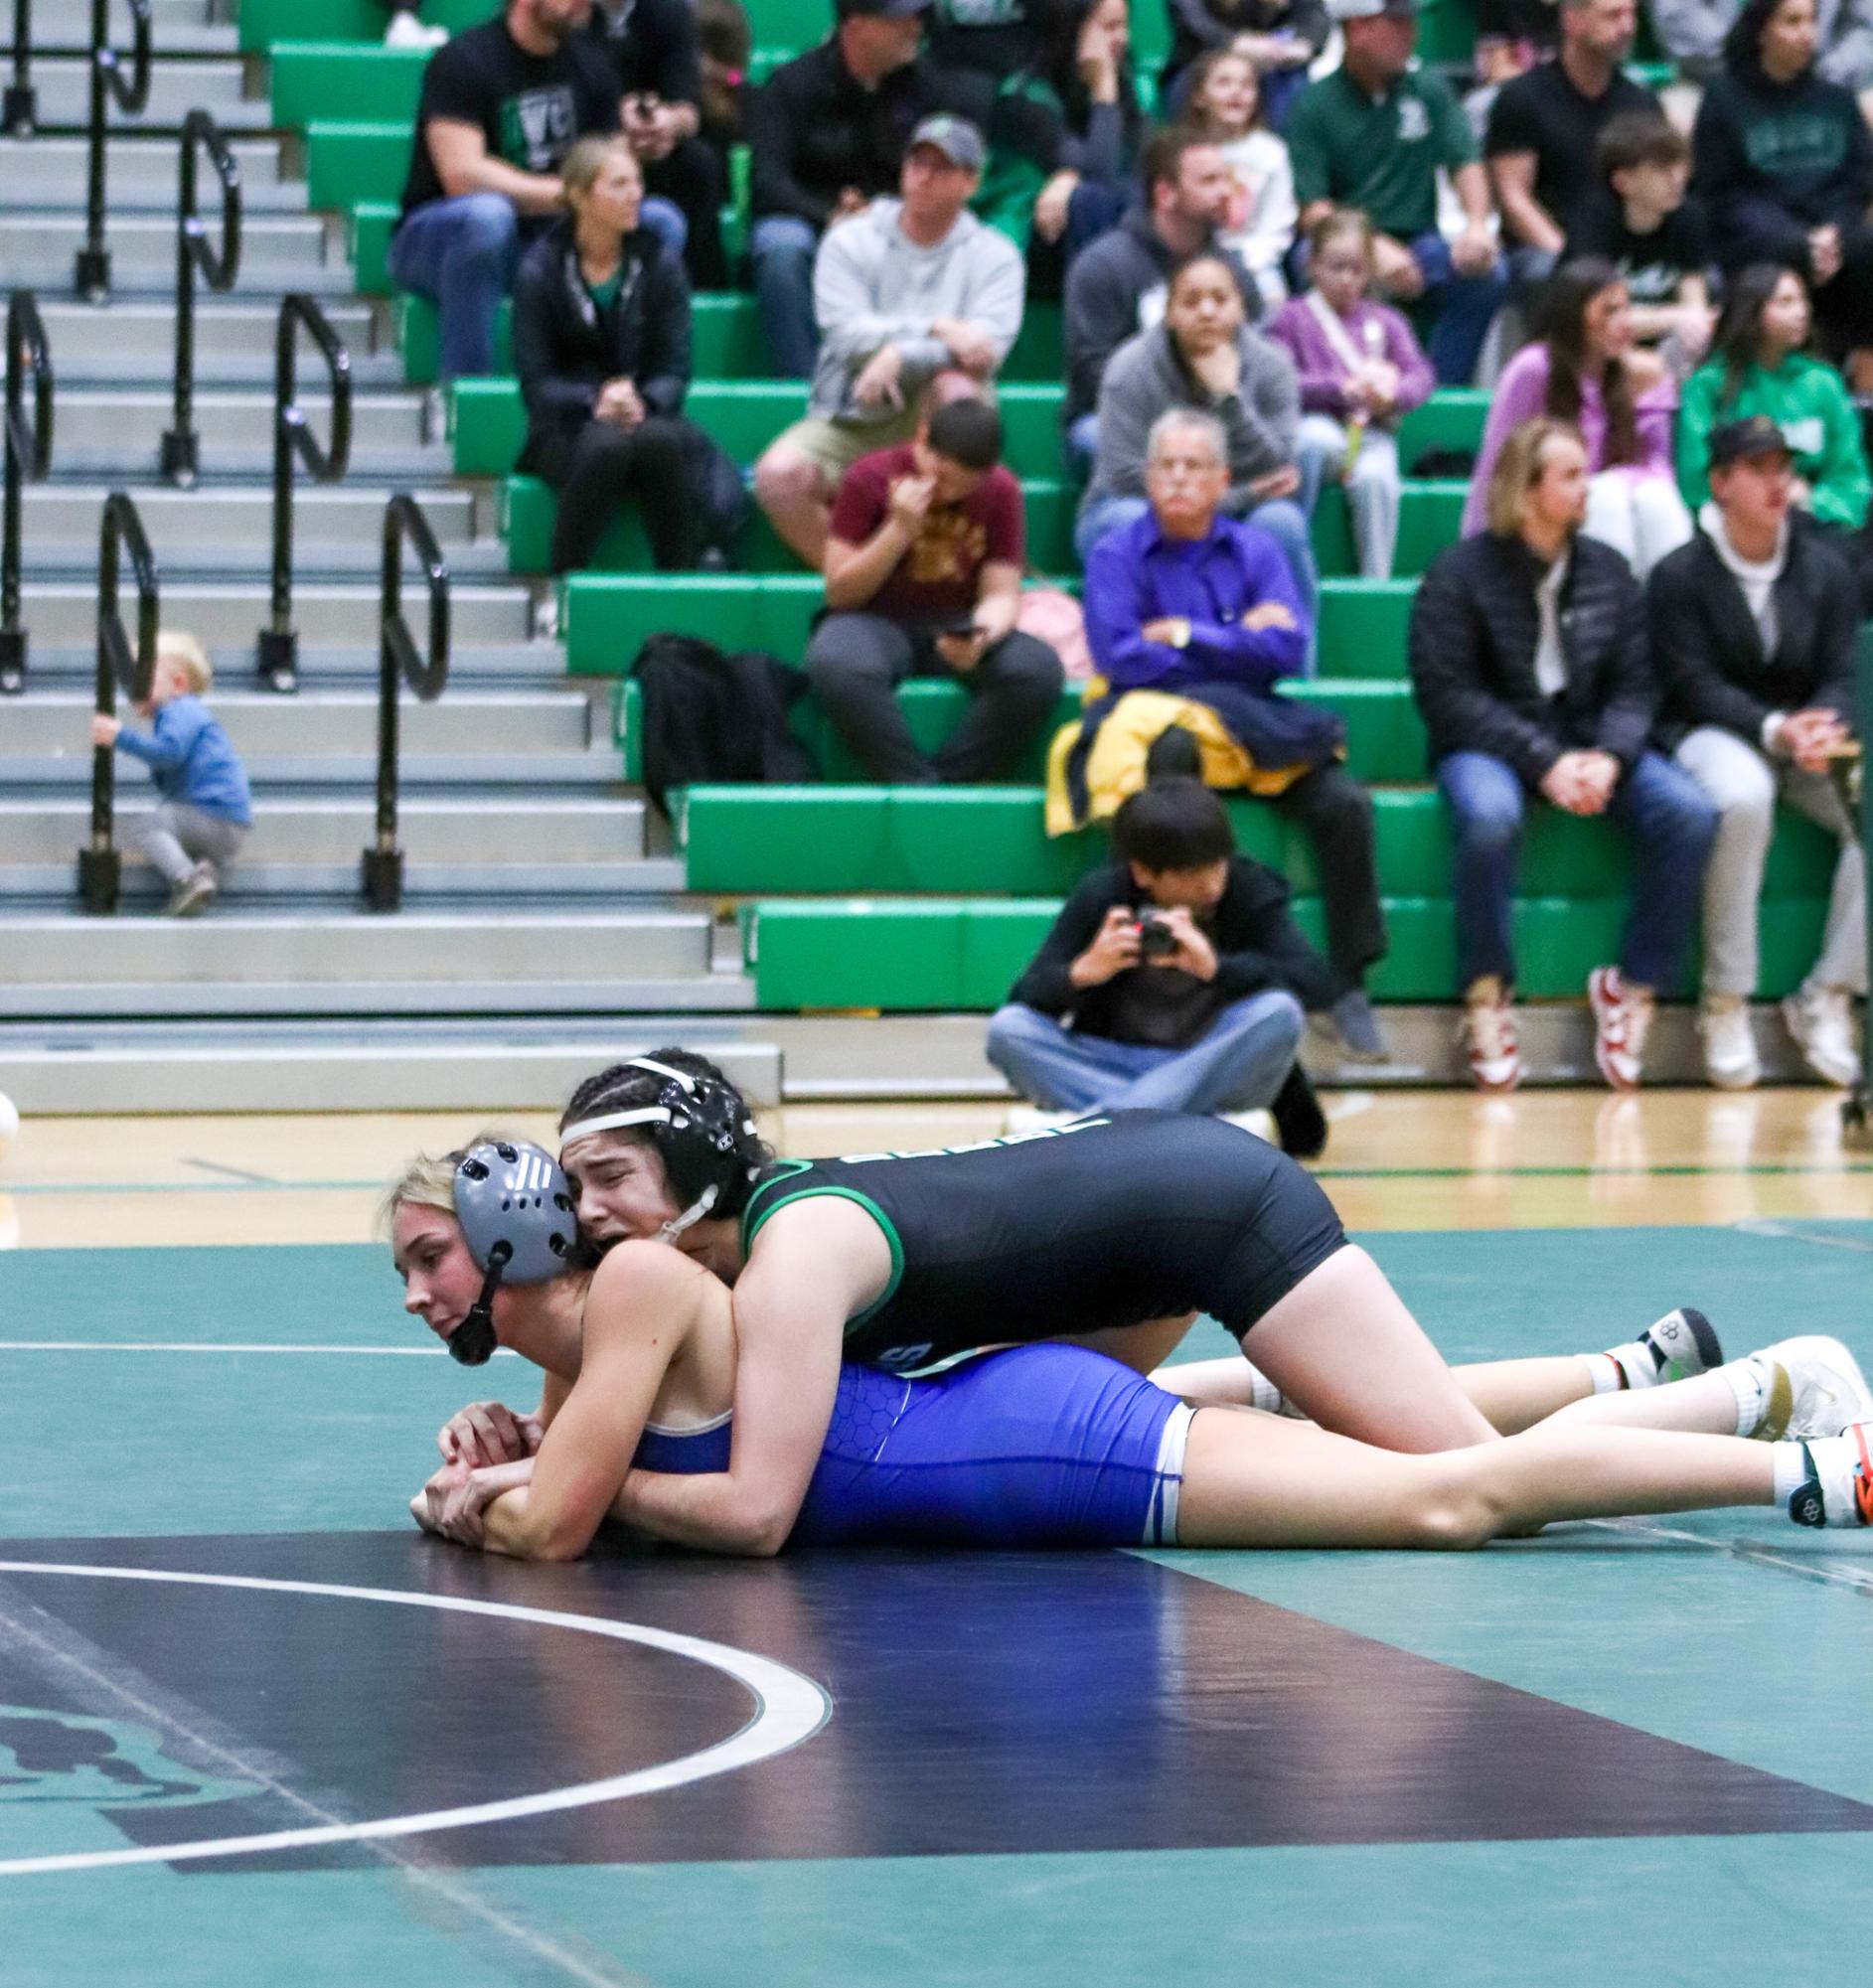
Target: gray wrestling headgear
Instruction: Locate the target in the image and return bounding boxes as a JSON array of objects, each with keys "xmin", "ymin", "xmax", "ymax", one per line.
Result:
[{"xmin": 448, "ymin": 1141, "xmax": 577, "ymax": 1367}]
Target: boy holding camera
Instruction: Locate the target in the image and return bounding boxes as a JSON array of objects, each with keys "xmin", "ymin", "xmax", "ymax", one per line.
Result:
[{"xmin": 987, "ymin": 778, "xmax": 1335, "ymax": 1151}]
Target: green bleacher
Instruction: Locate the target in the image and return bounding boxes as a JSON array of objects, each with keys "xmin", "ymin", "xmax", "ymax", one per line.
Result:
[{"xmin": 248, "ymin": 3, "xmax": 1819, "ymax": 1022}]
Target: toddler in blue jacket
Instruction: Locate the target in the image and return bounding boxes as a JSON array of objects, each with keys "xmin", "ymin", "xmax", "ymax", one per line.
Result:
[{"xmin": 89, "ymin": 631, "xmax": 252, "ymax": 916}]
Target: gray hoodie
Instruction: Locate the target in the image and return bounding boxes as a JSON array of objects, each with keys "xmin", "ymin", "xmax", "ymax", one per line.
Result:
[
  {"xmin": 1082, "ymin": 321, "xmax": 1301, "ymax": 513},
  {"xmin": 808, "ymin": 198, "xmax": 1027, "ymax": 422}
]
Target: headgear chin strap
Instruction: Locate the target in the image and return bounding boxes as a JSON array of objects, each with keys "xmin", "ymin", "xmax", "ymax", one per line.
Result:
[
  {"xmin": 558, "ymin": 1056, "xmax": 761, "ymax": 1235},
  {"xmin": 448, "ymin": 1142, "xmax": 577, "ymax": 1366}
]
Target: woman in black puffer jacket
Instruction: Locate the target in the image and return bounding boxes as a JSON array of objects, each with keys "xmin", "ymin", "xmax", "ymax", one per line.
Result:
[{"xmin": 513, "ymin": 134, "xmax": 711, "ymax": 574}]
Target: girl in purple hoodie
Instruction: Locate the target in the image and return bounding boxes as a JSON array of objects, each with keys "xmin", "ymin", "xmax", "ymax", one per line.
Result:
[{"xmin": 1268, "ymin": 208, "xmax": 1433, "ymax": 577}]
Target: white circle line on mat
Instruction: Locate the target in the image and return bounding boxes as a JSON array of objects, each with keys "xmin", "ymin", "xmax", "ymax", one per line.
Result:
[{"xmin": 0, "ymin": 1561, "xmax": 831, "ymax": 1877}]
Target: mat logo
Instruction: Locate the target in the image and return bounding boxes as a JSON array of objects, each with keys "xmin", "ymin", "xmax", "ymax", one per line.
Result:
[{"xmin": 0, "ymin": 1707, "xmax": 255, "ymax": 1809}]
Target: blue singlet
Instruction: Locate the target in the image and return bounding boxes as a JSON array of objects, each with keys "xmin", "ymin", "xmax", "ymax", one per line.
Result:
[{"xmin": 631, "ymin": 1344, "xmax": 1194, "ymax": 1550}]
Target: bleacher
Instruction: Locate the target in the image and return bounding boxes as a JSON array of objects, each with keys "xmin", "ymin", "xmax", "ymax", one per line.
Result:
[{"xmin": 0, "ymin": 0, "xmax": 1849, "ymax": 1111}]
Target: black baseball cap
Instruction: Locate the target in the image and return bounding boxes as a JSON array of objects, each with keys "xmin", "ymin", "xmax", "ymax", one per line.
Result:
[
  {"xmin": 1708, "ymin": 415, "xmax": 1793, "ymax": 469},
  {"xmin": 837, "ymin": 0, "xmax": 931, "ymax": 18}
]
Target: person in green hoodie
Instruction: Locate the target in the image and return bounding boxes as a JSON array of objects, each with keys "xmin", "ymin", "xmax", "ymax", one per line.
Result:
[
  {"xmin": 1688, "ymin": 0, "xmax": 1873, "ymax": 356},
  {"xmin": 1677, "ymin": 262, "xmax": 1871, "ymax": 593}
]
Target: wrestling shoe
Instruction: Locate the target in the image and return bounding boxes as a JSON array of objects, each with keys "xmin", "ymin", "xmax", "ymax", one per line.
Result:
[
  {"xmin": 1785, "ymin": 1424, "xmax": 1873, "ymax": 1528},
  {"xmin": 1746, "ymin": 1336, "xmax": 1873, "ymax": 1441},
  {"xmin": 1461, "ymin": 982, "xmax": 1521, "ymax": 1093},
  {"xmin": 1602, "ymin": 1305, "xmax": 1724, "ymax": 1388},
  {"xmin": 1588, "ymin": 966, "xmax": 1653, "ymax": 1091}
]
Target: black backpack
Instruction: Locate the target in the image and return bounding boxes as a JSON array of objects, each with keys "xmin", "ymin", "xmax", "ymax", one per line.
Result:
[{"xmin": 631, "ymin": 632, "xmax": 820, "ymax": 816}]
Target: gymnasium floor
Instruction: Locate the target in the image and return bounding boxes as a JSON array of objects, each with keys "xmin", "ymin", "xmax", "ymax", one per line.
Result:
[{"xmin": 0, "ymin": 1093, "xmax": 1867, "ymax": 1987}]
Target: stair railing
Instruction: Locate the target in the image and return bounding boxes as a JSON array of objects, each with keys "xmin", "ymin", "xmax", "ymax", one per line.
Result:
[
  {"xmin": 161, "ymin": 108, "xmax": 242, "ymax": 485},
  {"xmin": 77, "ymin": 0, "xmax": 154, "ymax": 300},
  {"xmin": 80, "ymin": 492, "xmax": 159, "ymax": 914},
  {"xmin": 364, "ymin": 495, "xmax": 451, "ymax": 912},
  {"xmin": 1, "ymin": 288, "xmax": 52, "ymax": 695},
  {"xmin": 5, "ymin": 0, "xmax": 35, "ymax": 133},
  {"xmin": 259, "ymin": 293, "xmax": 352, "ymax": 692}
]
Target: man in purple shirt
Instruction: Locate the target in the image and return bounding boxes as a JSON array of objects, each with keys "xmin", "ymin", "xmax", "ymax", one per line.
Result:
[{"xmin": 1082, "ymin": 408, "xmax": 1389, "ymax": 1059}]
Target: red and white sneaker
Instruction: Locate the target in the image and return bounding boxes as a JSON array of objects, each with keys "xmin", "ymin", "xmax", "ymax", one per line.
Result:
[
  {"xmin": 1786, "ymin": 1422, "xmax": 1873, "ymax": 1528},
  {"xmin": 1588, "ymin": 966, "xmax": 1652, "ymax": 1091},
  {"xmin": 1461, "ymin": 988, "xmax": 1522, "ymax": 1092}
]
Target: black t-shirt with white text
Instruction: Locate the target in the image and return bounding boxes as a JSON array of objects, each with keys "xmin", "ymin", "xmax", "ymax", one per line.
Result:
[
  {"xmin": 1563, "ymin": 188, "xmax": 1712, "ymax": 304},
  {"xmin": 1484, "ymin": 59, "xmax": 1656, "ymax": 239},
  {"xmin": 400, "ymin": 20, "xmax": 621, "ymax": 220}
]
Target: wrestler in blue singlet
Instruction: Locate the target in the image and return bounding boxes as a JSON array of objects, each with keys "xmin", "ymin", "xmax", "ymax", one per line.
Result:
[{"xmin": 631, "ymin": 1346, "xmax": 1195, "ymax": 1550}]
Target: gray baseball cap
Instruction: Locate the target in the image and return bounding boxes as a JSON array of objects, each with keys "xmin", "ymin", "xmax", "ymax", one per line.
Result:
[{"xmin": 906, "ymin": 113, "xmax": 986, "ymax": 172}]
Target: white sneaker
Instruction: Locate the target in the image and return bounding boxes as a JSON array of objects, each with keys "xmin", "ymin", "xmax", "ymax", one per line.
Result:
[
  {"xmin": 1220, "ymin": 1108, "xmax": 1277, "ymax": 1144},
  {"xmin": 167, "ymin": 862, "xmax": 218, "ymax": 917},
  {"xmin": 1786, "ymin": 1423, "xmax": 1873, "ymax": 1527},
  {"xmin": 386, "ymin": 11, "xmax": 448, "ymax": 47},
  {"xmin": 1782, "ymin": 985, "xmax": 1862, "ymax": 1088},
  {"xmin": 1461, "ymin": 989, "xmax": 1521, "ymax": 1092},
  {"xmin": 1698, "ymin": 994, "xmax": 1760, "ymax": 1091},
  {"xmin": 1748, "ymin": 1336, "xmax": 1873, "ymax": 1441},
  {"xmin": 1002, "ymin": 1104, "xmax": 1085, "ymax": 1134}
]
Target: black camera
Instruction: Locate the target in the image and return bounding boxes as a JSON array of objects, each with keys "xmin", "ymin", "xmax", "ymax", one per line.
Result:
[{"xmin": 1136, "ymin": 913, "xmax": 1178, "ymax": 961}]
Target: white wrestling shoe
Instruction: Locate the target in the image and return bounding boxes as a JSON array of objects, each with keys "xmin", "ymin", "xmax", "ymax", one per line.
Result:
[
  {"xmin": 1611, "ymin": 1304, "xmax": 1724, "ymax": 1385},
  {"xmin": 1747, "ymin": 1336, "xmax": 1873, "ymax": 1441},
  {"xmin": 1786, "ymin": 1424, "xmax": 1873, "ymax": 1527}
]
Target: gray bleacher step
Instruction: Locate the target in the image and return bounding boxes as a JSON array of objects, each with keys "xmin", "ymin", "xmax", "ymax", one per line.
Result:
[
  {"xmin": 0, "ymin": 908, "xmax": 718, "ymax": 988},
  {"xmin": 0, "ymin": 689, "xmax": 599, "ymax": 756},
  {"xmin": 35, "ymin": 301, "xmax": 394, "ymax": 387},
  {"xmin": 0, "ymin": 975, "xmax": 759, "ymax": 1019},
  {"xmin": 53, "ymin": 390, "xmax": 430, "ymax": 453},
  {"xmin": 0, "ymin": 1019, "xmax": 783, "ymax": 1115},
  {"xmin": 15, "ymin": 580, "xmax": 535, "ymax": 648},
  {"xmin": 1, "ymin": 752, "xmax": 623, "ymax": 791},
  {"xmin": 21, "ymin": 639, "xmax": 564, "ymax": 688},
  {"xmin": 4, "ymin": 15, "xmax": 239, "ymax": 56},
  {"xmin": 0, "ymin": 796, "xmax": 650, "ymax": 866},
  {"xmin": 0, "ymin": 858, "xmax": 687, "ymax": 900},
  {"xmin": 3, "ymin": 211, "xmax": 344, "ymax": 290},
  {"xmin": 6, "ymin": 58, "xmax": 267, "ymax": 130},
  {"xmin": 0, "ymin": 137, "xmax": 303, "ymax": 209}
]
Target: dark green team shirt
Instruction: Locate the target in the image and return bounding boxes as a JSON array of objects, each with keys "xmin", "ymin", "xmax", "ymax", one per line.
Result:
[
  {"xmin": 737, "ymin": 1110, "xmax": 1345, "ymax": 1377},
  {"xmin": 1285, "ymin": 64, "xmax": 1477, "ymax": 239}
]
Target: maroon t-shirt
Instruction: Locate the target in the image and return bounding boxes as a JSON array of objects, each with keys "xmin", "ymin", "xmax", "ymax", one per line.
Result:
[{"xmin": 829, "ymin": 444, "xmax": 1025, "ymax": 625}]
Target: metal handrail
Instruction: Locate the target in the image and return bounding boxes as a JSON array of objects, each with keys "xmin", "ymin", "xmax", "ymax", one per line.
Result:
[
  {"xmin": 1, "ymin": 289, "xmax": 53, "ymax": 695},
  {"xmin": 77, "ymin": 0, "xmax": 154, "ymax": 301},
  {"xmin": 79, "ymin": 491, "xmax": 160, "ymax": 914},
  {"xmin": 161, "ymin": 109, "xmax": 242, "ymax": 486},
  {"xmin": 5, "ymin": 0, "xmax": 35, "ymax": 134},
  {"xmin": 364, "ymin": 495, "xmax": 452, "ymax": 911},
  {"xmin": 259, "ymin": 292, "xmax": 353, "ymax": 692}
]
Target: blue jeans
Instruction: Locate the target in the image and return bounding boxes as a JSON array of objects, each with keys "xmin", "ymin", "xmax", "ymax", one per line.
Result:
[
  {"xmin": 1073, "ymin": 494, "xmax": 1320, "ymax": 676},
  {"xmin": 986, "ymin": 991, "xmax": 1307, "ymax": 1115},
  {"xmin": 637, "ymin": 195, "xmax": 689, "ymax": 269},
  {"xmin": 388, "ymin": 194, "xmax": 523, "ymax": 381},
  {"xmin": 1064, "ymin": 410, "xmax": 1100, "ymax": 484},
  {"xmin": 750, "ymin": 214, "xmax": 819, "ymax": 380},
  {"xmin": 1437, "ymin": 749, "xmax": 1717, "ymax": 994},
  {"xmin": 1407, "ymin": 230, "xmax": 1509, "ymax": 387}
]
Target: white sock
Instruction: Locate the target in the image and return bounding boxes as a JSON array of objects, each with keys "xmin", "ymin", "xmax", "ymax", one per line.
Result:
[
  {"xmin": 1601, "ymin": 1337, "xmax": 1666, "ymax": 1389},
  {"xmin": 1242, "ymin": 1361, "xmax": 1285, "ymax": 1414},
  {"xmin": 1772, "ymin": 1441, "xmax": 1811, "ymax": 1509},
  {"xmin": 1720, "ymin": 1355, "xmax": 1772, "ymax": 1439},
  {"xmin": 1584, "ymin": 1352, "xmax": 1626, "ymax": 1395}
]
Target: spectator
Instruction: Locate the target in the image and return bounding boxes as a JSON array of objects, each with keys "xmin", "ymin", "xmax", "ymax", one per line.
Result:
[
  {"xmin": 1677, "ymin": 263, "xmax": 1871, "ymax": 550},
  {"xmin": 926, "ymin": 0, "xmax": 1048, "ymax": 78},
  {"xmin": 513, "ymin": 136, "xmax": 714, "ymax": 574},
  {"xmin": 1078, "ymin": 252, "xmax": 1316, "ymax": 645},
  {"xmin": 972, "ymin": 0, "xmax": 1142, "ymax": 277},
  {"xmin": 1562, "ymin": 110, "xmax": 1715, "ymax": 373},
  {"xmin": 588, "ymin": 0, "xmax": 729, "ymax": 285},
  {"xmin": 695, "ymin": 0, "xmax": 753, "ymax": 167},
  {"xmin": 1485, "ymin": 0, "xmax": 1656, "ymax": 294},
  {"xmin": 1081, "ymin": 408, "xmax": 1390, "ymax": 1058},
  {"xmin": 1463, "ymin": 258, "xmax": 1691, "ymax": 575},
  {"xmin": 1160, "ymin": 0, "xmax": 1329, "ymax": 130},
  {"xmin": 1062, "ymin": 124, "xmax": 1262, "ymax": 469},
  {"xmin": 1651, "ymin": 415, "xmax": 1865, "ymax": 1089},
  {"xmin": 1473, "ymin": 0, "xmax": 1563, "ymax": 83},
  {"xmin": 384, "ymin": 3, "xmax": 448, "ymax": 49},
  {"xmin": 1286, "ymin": 0, "xmax": 1507, "ymax": 385},
  {"xmin": 804, "ymin": 392, "xmax": 1065, "ymax": 781},
  {"xmin": 1271, "ymin": 207, "xmax": 1434, "ymax": 578},
  {"xmin": 747, "ymin": 0, "xmax": 961, "ymax": 381},
  {"xmin": 987, "ymin": 778, "xmax": 1335, "ymax": 1141},
  {"xmin": 87, "ymin": 632, "xmax": 252, "ymax": 919},
  {"xmin": 1410, "ymin": 418, "xmax": 1717, "ymax": 1091},
  {"xmin": 1689, "ymin": 0, "xmax": 1873, "ymax": 359},
  {"xmin": 1186, "ymin": 47, "xmax": 1298, "ymax": 308},
  {"xmin": 1650, "ymin": 0, "xmax": 1873, "ymax": 93},
  {"xmin": 754, "ymin": 116, "xmax": 1024, "ymax": 567},
  {"xmin": 389, "ymin": 0, "xmax": 629, "ymax": 383}
]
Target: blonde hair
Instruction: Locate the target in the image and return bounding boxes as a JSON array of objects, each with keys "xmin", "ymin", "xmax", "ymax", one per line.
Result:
[
  {"xmin": 560, "ymin": 133, "xmax": 637, "ymax": 209},
  {"xmin": 157, "ymin": 629, "xmax": 213, "ymax": 694},
  {"xmin": 1485, "ymin": 418, "xmax": 1583, "ymax": 537},
  {"xmin": 1308, "ymin": 206, "xmax": 1375, "ymax": 271},
  {"xmin": 378, "ymin": 1129, "xmax": 529, "ymax": 1239}
]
